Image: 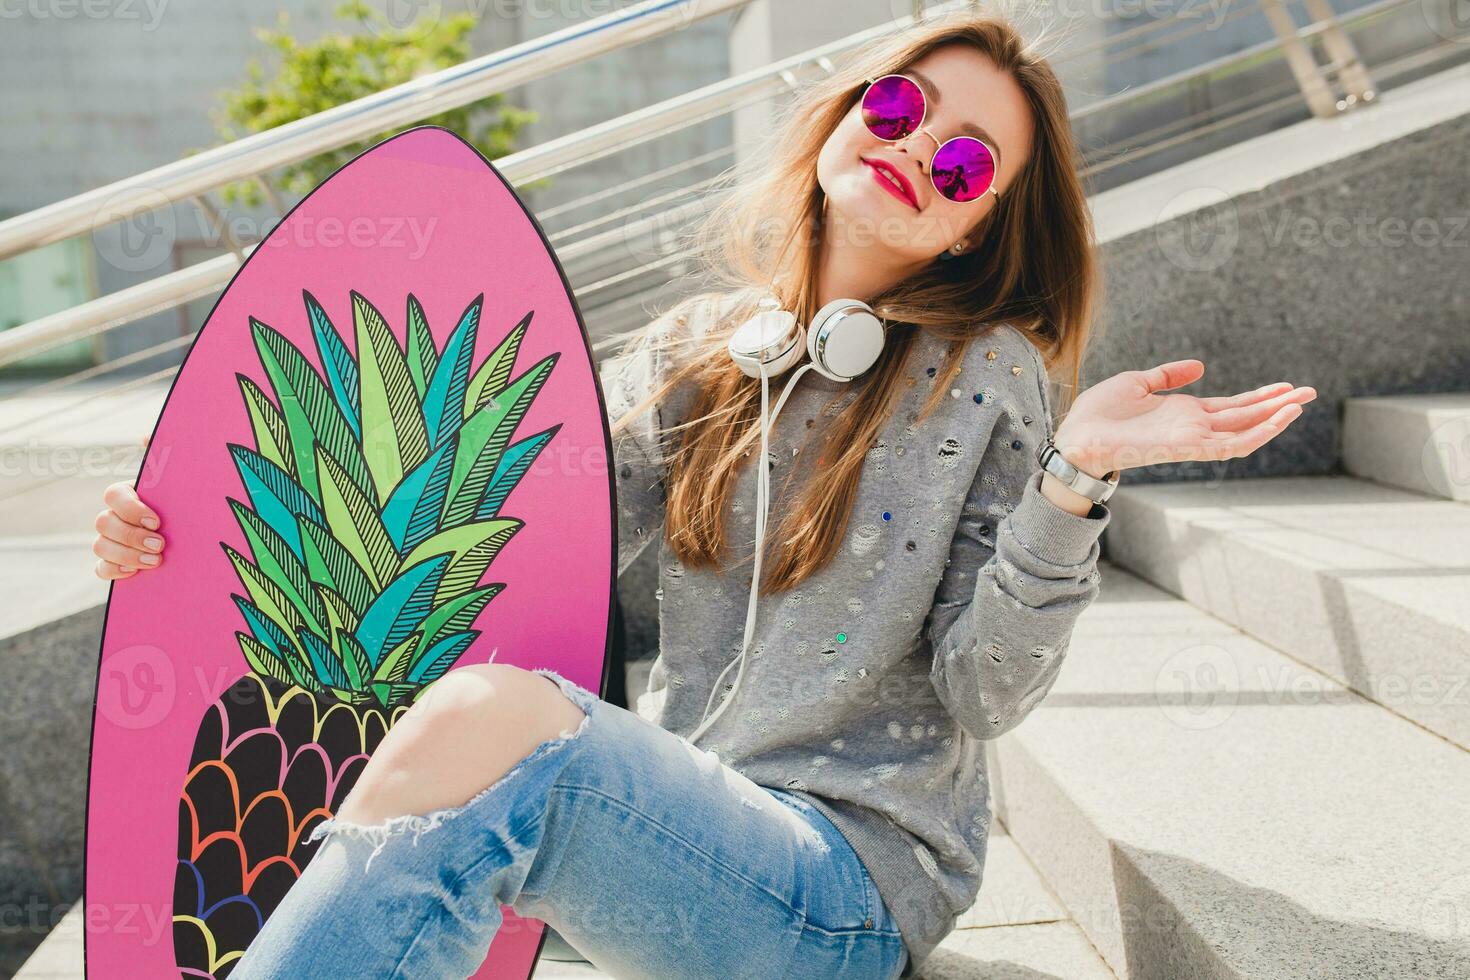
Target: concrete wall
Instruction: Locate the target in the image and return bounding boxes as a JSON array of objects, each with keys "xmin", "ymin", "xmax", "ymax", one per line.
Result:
[
  {"xmin": 0, "ymin": 608, "xmax": 102, "ymax": 941},
  {"xmin": 1083, "ymin": 64, "xmax": 1470, "ymax": 487}
]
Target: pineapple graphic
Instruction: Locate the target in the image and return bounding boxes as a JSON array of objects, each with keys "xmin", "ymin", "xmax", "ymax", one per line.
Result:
[{"xmin": 171, "ymin": 289, "xmax": 560, "ymax": 978}]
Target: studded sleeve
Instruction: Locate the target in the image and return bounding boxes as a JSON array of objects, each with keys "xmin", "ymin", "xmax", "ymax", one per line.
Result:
[
  {"xmin": 598, "ymin": 305, "xmax": 703, "ymax": 581},
  {"xmin": 923, "ymin": 339, "xmax": 1112, "ymax": 741}
]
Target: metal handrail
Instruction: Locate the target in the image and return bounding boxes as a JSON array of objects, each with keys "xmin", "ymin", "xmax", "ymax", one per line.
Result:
[
  {"xmin": 0, "ymin": 1, "xmax": 959, "ymax": 368},
  {"xmin": 0, "ymin": 252, "xmax": 244, "ymax": 368},
  {"xmin": 0, "ymin": 0, "xmax": 1399, "ymax": 257},
  {"xmin": 0, "ymin": 0, "xmax": 1448, "ymax": 371},
  {"xmin": 0, "ymin": 0, "xmax": 754, "ymax": 261},
  {"xmin": 538, "ymin": 145, "xmax": 734, "ymax": 226}
]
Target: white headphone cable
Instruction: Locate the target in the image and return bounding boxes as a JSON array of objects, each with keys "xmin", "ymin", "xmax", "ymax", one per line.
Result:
[{"xmin": 689, "ymin": 359, "xmax": 816, "ymax": 746}]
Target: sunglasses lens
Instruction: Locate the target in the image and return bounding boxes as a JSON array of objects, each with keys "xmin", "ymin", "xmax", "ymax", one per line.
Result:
[
  {"xmin": 862, "ymin": 75, "xmax": 925, "ymax": 141},
  {"xmin": 932, "ymin": 137, "xmax": 996, "ymax": 203}
]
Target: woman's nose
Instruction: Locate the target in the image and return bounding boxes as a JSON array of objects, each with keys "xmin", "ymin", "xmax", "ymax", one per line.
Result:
[{"xmin": 895, "ymin": 129, "xmax": 939, "ymax": 168}]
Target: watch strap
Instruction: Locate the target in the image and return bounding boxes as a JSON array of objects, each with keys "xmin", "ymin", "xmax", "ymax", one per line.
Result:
[{"xmin": 1036, "ymin": 441, "xmax": 1120, "ymax": 504}]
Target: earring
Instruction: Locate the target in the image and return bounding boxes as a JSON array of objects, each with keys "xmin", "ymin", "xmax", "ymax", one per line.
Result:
[{"xmin": 938, "ymin": 239, "xmax": 968, "ymax": 263}]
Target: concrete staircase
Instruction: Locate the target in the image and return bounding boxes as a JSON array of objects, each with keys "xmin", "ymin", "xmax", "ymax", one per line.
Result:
[
  {"xmin": 0, "ymin": 383, "xmax": 159, "ymax": 977},
  {"xmin": 12, "ymin": 409, "xmax": 1468, "ymax": 978},
  {"xmin": 5, "ymin": 384, "xmax": 1122, "ymax": 978},
  {"xmin": 10, "ymin": 400, "xmax": 1469, "ymax": 977},
  {"xmin": 15, "ymin": 813, "xmax": 1117, "ymax": 978},
  {"xmin": 990, "ymin": 393, "xmax": 1470, "ymax": 979},
  {"xmin": 26, "ymin": 387, "xmax": 1470, "ymax": 972}
]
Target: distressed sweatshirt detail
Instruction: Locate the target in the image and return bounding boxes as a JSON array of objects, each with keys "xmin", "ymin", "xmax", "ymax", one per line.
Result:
[{"xmin": 599, "ymin": 296, "xmax": 1109, "ymax": 975}]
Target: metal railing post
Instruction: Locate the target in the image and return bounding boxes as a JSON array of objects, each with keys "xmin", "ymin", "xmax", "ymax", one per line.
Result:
[
  {"xmin": 1260, "ymin": 0, "xmax": 1376, "ymax": 117},
  {"xmin": 1301, "ymin": 0, "xmax": 1377, "ymax": 104}
]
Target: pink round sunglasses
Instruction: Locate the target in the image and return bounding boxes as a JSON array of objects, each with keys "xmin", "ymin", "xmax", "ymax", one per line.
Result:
[{"xmin": 860, "ymin": 73, "xmax": 1001, "ymax": 204}]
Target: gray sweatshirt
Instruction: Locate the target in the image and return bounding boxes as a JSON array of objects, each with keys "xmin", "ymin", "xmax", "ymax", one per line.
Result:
[{"xmin": 599, "ymin": 293, "xmax": 1110, "ymax": 975}]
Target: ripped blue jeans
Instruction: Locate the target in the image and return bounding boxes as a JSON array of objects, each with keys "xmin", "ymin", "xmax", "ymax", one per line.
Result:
[{"xmin": 231, "ymin": 668, "xmax": 909, "ymax": 979}]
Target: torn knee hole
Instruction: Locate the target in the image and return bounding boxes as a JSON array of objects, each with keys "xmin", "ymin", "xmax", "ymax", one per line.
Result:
[{"xmin": 313, "ymin": 682, "xmax": 596, "ymax": 869}]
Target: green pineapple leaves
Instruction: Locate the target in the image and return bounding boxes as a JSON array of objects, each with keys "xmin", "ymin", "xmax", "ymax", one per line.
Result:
[
  {"xmin": 225, "ymin": 291, "xmax": 556, "ymax": 709},
  {"xmin": 355, "ymin": 291, "xmax": 430, "ymax": 501},
  {"xmin": 444, "ymin": 353, "xmax": 557, "ymax": 526}
]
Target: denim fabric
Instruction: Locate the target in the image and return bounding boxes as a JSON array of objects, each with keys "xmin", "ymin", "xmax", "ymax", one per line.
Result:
[{"xmin": 232, "ymin": 668, "xmax": 908, "ymax": 979}]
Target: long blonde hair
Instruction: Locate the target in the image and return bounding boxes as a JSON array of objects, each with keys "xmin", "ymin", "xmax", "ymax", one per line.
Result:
[{"xmin": 608, "ymin": 8, "xmax": 1099, "ymax": 595}]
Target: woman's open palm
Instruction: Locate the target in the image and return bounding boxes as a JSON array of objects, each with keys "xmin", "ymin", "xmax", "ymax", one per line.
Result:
[{"xmin": 1055, "ymin": 359, "xmax": 1317, "ymax": 473}]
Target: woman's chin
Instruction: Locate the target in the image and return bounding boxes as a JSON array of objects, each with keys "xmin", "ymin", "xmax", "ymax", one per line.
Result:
[{"xmin": 827, "ymin": 179, "xmax": 913, "ymax": 226}]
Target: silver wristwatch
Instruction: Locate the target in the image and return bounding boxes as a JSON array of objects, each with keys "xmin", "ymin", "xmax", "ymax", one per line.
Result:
[{"xmin": 1036, "ymin": 440, "xmax": 1121, "ymax": 504}]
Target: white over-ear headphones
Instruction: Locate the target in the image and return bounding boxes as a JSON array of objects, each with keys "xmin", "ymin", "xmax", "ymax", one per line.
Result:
[
  {"xmin": 688, "ymin": 295, "xmax": 888, "ymax": 747},
  {"xmin": 727, "ymin": 297, "xmax": 886, "ymax": 383}
]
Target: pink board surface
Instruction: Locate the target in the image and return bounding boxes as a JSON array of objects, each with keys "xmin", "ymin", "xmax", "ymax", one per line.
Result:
[{"xmin": 85, "ymin": 127, "xmax": 616, "ymax": 978}]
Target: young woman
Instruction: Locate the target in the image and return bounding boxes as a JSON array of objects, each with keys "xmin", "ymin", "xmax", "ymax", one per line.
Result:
[{"xmin": 92, "ymin": 11, "xmax": 1313, "ymax": 979}]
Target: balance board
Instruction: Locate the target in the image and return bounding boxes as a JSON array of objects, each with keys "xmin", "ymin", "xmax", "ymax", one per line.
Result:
[{"xmin": 85, "ymin": 126, "xmax": 616, "ymax": 978}]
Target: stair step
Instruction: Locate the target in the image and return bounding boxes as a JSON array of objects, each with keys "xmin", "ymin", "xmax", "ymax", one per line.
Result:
[
  {"xmin": 956, "ymin": 823, "xmax": 1068, "ymax": 930},
  {"xmin": 1342, "ymin": 393, "xmax": 1470, "ymax": 500},
  {"xmin": 11, "ymin": 903, "xmax": 621, "ymax": 978},
  {"xmin": 0, "ymin": 428, "xmax": 124, "ymax": 645},
  {"xmin": 0, "ymin": 379, "xmax": 157, "ymax": 642},
  {"xmin": 989, "ymin": 560, "xmax": 1470, "ymax": 980},
  {"xmin": 919, "ymin": 921, "xmax": 1116, "ymax": 979},
  {"xmin": 1101, "ymin": 475, "xmax": 1470, "ymax": 750},
  {"xmin": 929, "ymin": 821, "xmax": 1116, "ymax": 977},
  {"xmin": 18, "ymin": 797, "xmax": 1109, "ymax": 978},
  {"xmin": 12, "ymin": 903, "xmax": 80, "ymax": 979}
]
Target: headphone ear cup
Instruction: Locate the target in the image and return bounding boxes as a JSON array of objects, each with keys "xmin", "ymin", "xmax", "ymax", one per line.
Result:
[
  {"xmin": 806, "ymin": 299, "xmax": 886, "ymax": 382},
  {"xmin": 728, "ymin": 309, "xmax": 805, "ymax": 379}
]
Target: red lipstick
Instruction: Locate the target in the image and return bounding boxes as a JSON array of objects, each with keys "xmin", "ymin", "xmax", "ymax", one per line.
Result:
[{"xmin": 862, "ymin": 157, "xmax": 919, "ymax": 210}]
